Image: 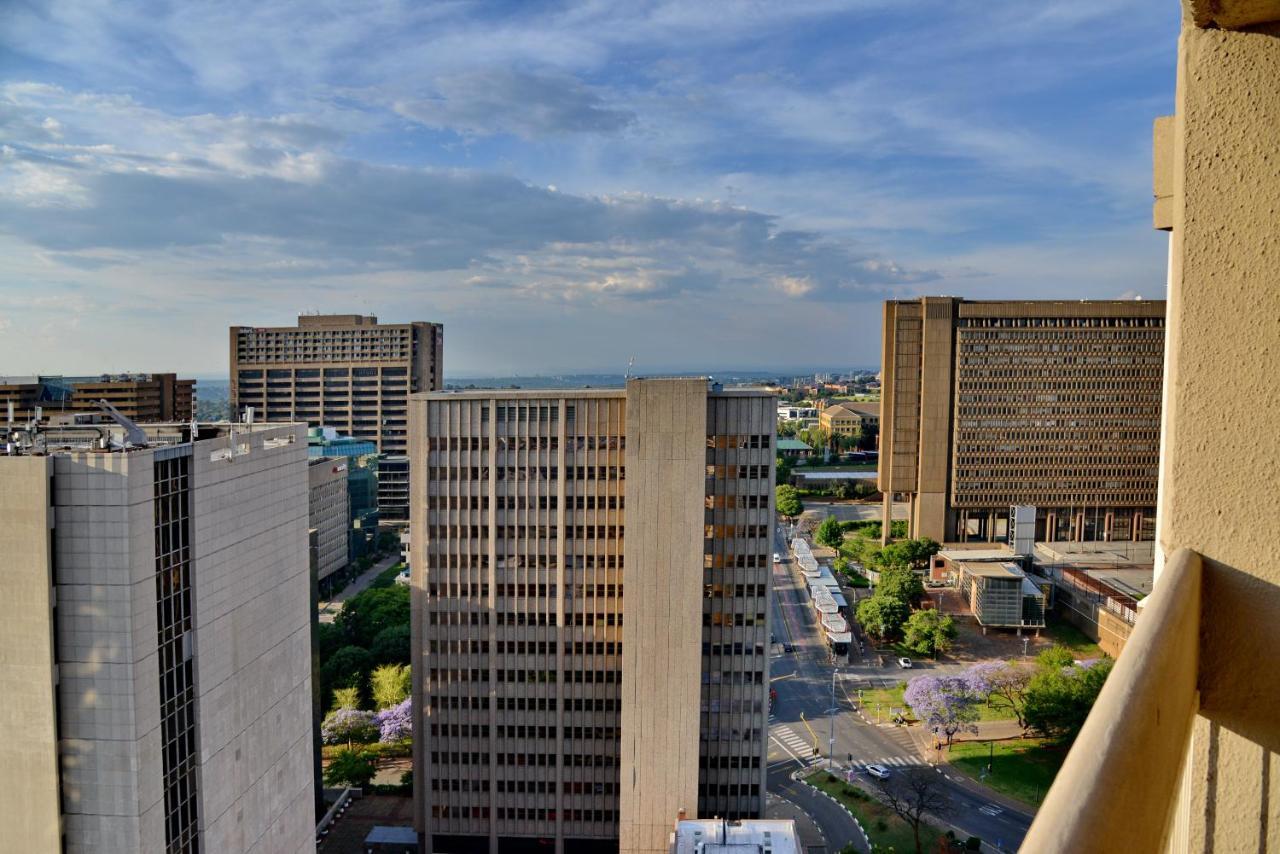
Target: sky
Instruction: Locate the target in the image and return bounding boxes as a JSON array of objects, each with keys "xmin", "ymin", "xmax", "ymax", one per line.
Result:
[{"xmin": 0, "ymin": 0, "xmax": 1179, "ymax": 377}]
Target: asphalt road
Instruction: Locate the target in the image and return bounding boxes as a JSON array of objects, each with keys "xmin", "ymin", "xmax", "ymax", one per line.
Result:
[{"xmin": 767, "ymin": 524, "xmax": 1034, "ymax": 852}]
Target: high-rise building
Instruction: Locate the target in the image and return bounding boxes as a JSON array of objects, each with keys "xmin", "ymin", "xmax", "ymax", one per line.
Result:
[
  {"xmin": 378, "ymin": 454, "xmax": 412, "ymax": 524},
  {"xmin": 0, "ymin": 419, "xmax": 315, "ymax": 853},
  {"xmin": 0, "ymin": 373, "xmax": 195, "ymax": 424},
  {"xmin": 879, "ymin": 297, "xmax": 1166, "ymax": 544},
  {"xmin": 310, "ymin": 457, "xmax": 352, "ymax": 584},
  {"xmin": 409, "ymin": 378, "xmax": 775, "ymax": 854},
  {"xmin": 308, "ymin": 427, "xmax": 381, "ymax": 564},
  {"xmin": 230, "ymin": 313, "xmax": 444, "ymax": 455}
]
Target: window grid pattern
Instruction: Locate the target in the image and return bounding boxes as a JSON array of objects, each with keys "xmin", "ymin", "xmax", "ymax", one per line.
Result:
[{"xmin": 153, "ymin": 454, "xmax": 199, "ymax": 854}]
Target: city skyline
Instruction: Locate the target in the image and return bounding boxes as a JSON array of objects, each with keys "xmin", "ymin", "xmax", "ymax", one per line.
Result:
[{"xmin": 1, "ymin": 1, "xmax": 1176, "ymax": 375}]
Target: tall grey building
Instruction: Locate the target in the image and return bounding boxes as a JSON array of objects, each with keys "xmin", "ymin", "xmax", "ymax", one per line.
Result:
[
  {"xmin": 410, "ymin": 378, "xmax": 775, "ymax": 854},
  {"xmin": 0, "ymin": 418, "xmax": 315, "ymax": 853}
]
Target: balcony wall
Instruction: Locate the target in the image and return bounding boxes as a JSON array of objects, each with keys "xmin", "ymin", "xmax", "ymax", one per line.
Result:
[{"xmin": 1025, "ymin": 3, "xmax": 1280, "ymax": 850}]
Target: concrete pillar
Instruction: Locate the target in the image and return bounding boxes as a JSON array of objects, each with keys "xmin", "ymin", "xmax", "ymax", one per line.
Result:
[{"xmin": 1158, "ymin": 5, "xmax": 1280, "ymax": 848}]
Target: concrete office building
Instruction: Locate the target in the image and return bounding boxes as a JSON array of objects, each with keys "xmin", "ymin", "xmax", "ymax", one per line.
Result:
[
  {"xmin": 0, "ymin": 373, "xmax": 195, "ymax": 424},
  {"xmin": 308, "ymin": 428, "xmax": 381, "ymax": 562},
  {"xmin": 378, "ymin": 454, "xmax": 412, "ymax": 524},
  {"xmin": 0, "ymin": 419, "xmax": 314, "ymax": 853},
  {"xmin": 410, "ymin": 378, "xmax": 774, "ymax": 854},
  {"xmin": 668, "ymin": 819, "xmax": 799, "ymax": 854},
  {"xmin": 878, "ymin": 297, "xmax": 1165, "ymax": 544},
  {"xmin": 230, "ymin": 313, "xmax": 444, "ymax": 455},
  {"xmin": 310, "ymin": 457, "xmax": 352, "ymax": 583}
]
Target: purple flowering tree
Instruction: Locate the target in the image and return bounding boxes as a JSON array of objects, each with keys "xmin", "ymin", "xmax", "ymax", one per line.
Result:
[
  {"xmin": 321, "ymin": 707, "xmax": 378, "ymax": 747},
  {"xmin": 903, "ymin": 674, "xmax": 980, "ymax": 747},
  {"xmin": 375, "ymin": 698, "xmax": 412, "ymax": 743},
  {"xmin": 964, "ymin": 660, "xmax": 1035, "ymax": 732}
]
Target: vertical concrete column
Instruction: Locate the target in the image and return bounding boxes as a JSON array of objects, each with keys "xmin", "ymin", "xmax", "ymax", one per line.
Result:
[
  {"xmin": 618, "ymin": 379, "xmax": 707, "ymax": 854},
  {"xmin": 913, "ymin": 297, "xmax": 957, "ymax": 542},
  {"xmin": 1159, "ymin": 6, "xmax": 1280, "ymax": 849}
]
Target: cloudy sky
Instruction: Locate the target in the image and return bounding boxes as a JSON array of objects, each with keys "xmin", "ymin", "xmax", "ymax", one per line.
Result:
[{"xmin": 0, "ymin": 0, "xmax": 1177, "ymax": 377}]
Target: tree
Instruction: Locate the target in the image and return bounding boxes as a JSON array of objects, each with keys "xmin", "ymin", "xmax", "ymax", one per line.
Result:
[
  {"xmin": 317, "ymin": 621, "xmax": 345, "ymax": 659},
  {"xmin": 1024, "ymin": 658, "xmax": 1114, "ymax": 741},
  {"xmin": 902, "ymin": 609, "xmax": 957, "ymax": 658},
  {"xmin": 321, "ymin": 645, "xmax": 373, "ymax": 703},
  {"xmin": 375, "ymin": 697, "xmax": 413, "ymax": 743},
  {"xmin": 904, "ymin": 675, "xmax": 981, "ymax": 747},
  {"xmin": 324, "ymin": 748, "xmax": 377, "ymax": 788},
  {"xmin": 816, "ymin": 515, "xmax": 844, "ymax": 549},
  {"xmin": 321, "ymin": 707, "xmax": 379, "ymax": 746},
  {"xmin": 777, "ymin": 420, "xmax": 802, "ymax": 438},
  {"xmin": 874, "ymin": 766, "xmax": 952, "ymax": 854},
  {"xmin": 876, "ymin": 565, "xmax": 925, "ymax": 606},
  {"xmin": 966, "ymin": 661, "xmax": 1035, "ymax": 732},
  {"xmin": 370, "ymin": 623, "xmax": 411, "ymax": 666},
  {"xmin": 337, "ymin": 585, "xmax": 410, "ymax": 648},
  {"xmin": 370, "ymin": 663, "xmax": 412, "ymax": 710},
  {"xmin": 775, "ymin": 454, "xmax": 794, "ymax": 486},
  {"xmin": 1036, "ymin": 645, "xmax": 1075, "ymax": 671},
  {"xmin": 856, "ymin": 594, "xmax": 908, "ymax": 640},
  {"xmin": 331, "ymin": 686, "xmax": 361, "ymax": 712},
  {"xmin": 775, "ymin": 485, "xmax": 803, "ymax": 519}
]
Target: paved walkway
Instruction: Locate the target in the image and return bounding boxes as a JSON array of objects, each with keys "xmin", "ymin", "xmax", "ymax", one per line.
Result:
[
  {"xmin": 318, "ymin": 553, "xmax": 402, "ymax": 624},
  {"xmin": 765, "ymin": 790, "xmax": 830, "ymax": 853}
]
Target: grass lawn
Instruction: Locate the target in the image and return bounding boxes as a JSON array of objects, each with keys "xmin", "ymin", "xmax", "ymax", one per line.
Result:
[
  {"xmin": 369, "ymin": 561, "xmax": 408, "ymax": 589},
  {"xmin": 947, "ymin": 738, "xmax": 1067, "ymax": 807},
  {"xmin": 857, "ymin": 680, "xmax": 1018, "ymax": 723},
  {"xmin": 806, "ymin": 770, "xmax": 945, "ymax": 853},
  {"xmin": 795, "ymin": 462, "xmax": 878, "ymax": 472},
  {"xmin": 1041, "ymin": 618, "xmax": 1104, "ymax": 659}
]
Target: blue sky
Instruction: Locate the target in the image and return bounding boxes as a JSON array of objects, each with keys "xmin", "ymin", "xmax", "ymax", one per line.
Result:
[{"xmin": 0, "ymin": 0, "xmax": 1178, "ymax": 376}]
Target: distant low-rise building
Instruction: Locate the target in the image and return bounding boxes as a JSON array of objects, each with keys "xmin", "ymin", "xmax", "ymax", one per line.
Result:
[
  {"xmin": 669, "ymin": 819, "xmax": 800, "ymax": 854},
  {"xmin": 818, "ymin": 400, "xmax": 879, "ymax": 437},
  {"xmin": 1031, "ymin": 542, "xmax": 1155, "ymax": 658},
  {"xmin": 776, "ymin": 438, "xmax": 814, "ymax": 459},
  {"xmin": 956, "ymin": 560, "xmax": 1049, "ymax": 631},
  {"xmin": 0, "ymin": 372, "xmax": 195, "ymax": 423}
]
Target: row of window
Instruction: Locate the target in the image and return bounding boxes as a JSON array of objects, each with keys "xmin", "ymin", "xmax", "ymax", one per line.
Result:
[
  {"xmin": 428, "ymin": 495, "xmax": 625, "ymax": 511},
  {"xmin": 427, "ymin": 466, "xmax": 625, "ymax": 481},
  {"xmin": 426, "ymin": 525, "xmax": 624, "ymax": 540}
]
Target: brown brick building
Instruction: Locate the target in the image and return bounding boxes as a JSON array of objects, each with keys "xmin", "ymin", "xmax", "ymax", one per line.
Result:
[
  {"xmin": 879, "ymin": 297, "xmax": 1165, "ymax": 544},
  {"xmin": 0, "ymin": 373, "xmax": 194, "ymax": 423},
  {"xmin": 230, "ymin": 314, "xmax": 443, "ymax": 455},
  {"xmin": 410, "ymin": 379, "xmax": 774, "ymax": 854}
]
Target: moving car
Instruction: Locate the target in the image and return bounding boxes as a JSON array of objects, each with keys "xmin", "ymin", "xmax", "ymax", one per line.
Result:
[
  {"xmin": 865, "ymin": 764, "xmax": 891, "ymax": 779},
  {"xmin": 897, "ymin": 657, "xmax": 913, "ymax": 669},
  {"xmin": 773, "ymin": 552, "xmax": 783, "ymax": 563}
]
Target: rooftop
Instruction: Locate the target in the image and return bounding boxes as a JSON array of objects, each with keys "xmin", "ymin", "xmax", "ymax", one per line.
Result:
[
  {"xmin": 957, "ymin": 560, "xmax": 1027, "ymax": 579},
  {"xmin": 776, "ymin": 438, "xmax": 812, "ymax": 450},
  {"xmin": 670, "ymin": 820, "xmax": 799, "ymax": 854}
]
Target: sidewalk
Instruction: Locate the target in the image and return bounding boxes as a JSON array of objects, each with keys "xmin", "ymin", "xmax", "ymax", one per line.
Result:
[{"xmin": 318, "ymin": 553, "xmax": 402, "ymax": 624}]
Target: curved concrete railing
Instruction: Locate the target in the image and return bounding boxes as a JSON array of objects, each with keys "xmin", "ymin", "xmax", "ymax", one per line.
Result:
[{"xmin": 1021, "ymin": 548, "xmax": 1202, "ymax": 852}]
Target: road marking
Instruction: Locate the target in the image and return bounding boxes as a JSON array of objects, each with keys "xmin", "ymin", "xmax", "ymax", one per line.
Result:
[{"xmin": 979, "ymin": 804, "xmax": 1004, "ymax": 817}]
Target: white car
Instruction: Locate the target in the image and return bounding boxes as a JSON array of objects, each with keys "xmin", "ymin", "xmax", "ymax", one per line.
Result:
[
  {"xmin": 865, "ymin": 764, "xmax": 891, "ymax": 780},
  {"xmin": 898, "ymin": 657, "xmax": 913, "ymax": 669},
  {"xmin": 773, "ymin": 552, "xmax": 783, "ymax": 563}
]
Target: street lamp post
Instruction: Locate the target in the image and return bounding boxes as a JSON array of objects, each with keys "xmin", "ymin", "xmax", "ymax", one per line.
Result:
[
  {"xmin": 828, "ymin": 669, "xmax": 839, "ymax": 769},
  {"xmin": 1022, "ymin": 636, "xmax": 1030, "ymax": 658}
]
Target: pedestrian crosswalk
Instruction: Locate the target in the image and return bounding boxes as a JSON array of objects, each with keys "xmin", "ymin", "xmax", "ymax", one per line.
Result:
[
  {"xmin": 978, "ymin": 804, "xmax": 1004, "ymax": 817},
  {"xmin": 770, "ymin": 725, "xmax": 818, "ymax": 762},
  {"xmin": 848, "ymin": 756, "xmax": 927, "ymax": 770}
]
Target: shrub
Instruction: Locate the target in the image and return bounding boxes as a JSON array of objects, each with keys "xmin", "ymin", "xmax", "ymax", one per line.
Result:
[{"xmin": 324, "ymin": 748, "xmax": 376, "ymax": 788}]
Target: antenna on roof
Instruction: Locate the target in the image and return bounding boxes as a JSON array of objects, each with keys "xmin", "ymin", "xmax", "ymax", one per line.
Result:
[
  {"xmin": 96, "ymin": 400, "xmax": 149, "ymax": 448},
  {"xmin": 625, "ymin": 356, "xmax": 635, "ymax": 379}
]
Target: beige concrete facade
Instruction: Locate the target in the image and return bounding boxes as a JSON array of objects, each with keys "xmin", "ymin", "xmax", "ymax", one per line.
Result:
[
  {"xmin": 878, "ymin": 297, "xmax": 1165, "ymax": 545},
  {"xmin": 0, "ymin": 456, "xmax": 62, "ymax": 850},
  {"xmin": 410, "ymin": 380, "xmax": 774, "ymax": 854},
  {"xmin": 816, "ymin": 401, "xmax": 878, "ymax": 438},
  {"xmin": 230, "ymin": 313, "xmax": 443, "ymax": 455},
  {"xmin": 618, "ymin": 379, "xmax": 706, "ymax": 854},
  {"xmin": 0, "ymin": 422, "xmax": 314, "ymax": 854}
]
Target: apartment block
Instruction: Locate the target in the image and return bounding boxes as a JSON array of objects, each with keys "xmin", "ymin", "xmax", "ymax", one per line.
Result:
[
  {"xmin": 879, "ymin": 297, "xmax": 1165, "ymax": 544},
  {"xmin": 230, "ymin": 313, "xmax": 444, "ymax": 455},
  {"xmin": 0, "ymin": 420, "xmax": 315, "ymax": 853},
  {"xmin": 0, "ymin": 373, "xmax": 195, "ymax": 424},
  {"xmin": 410, "ymin": 378, "xmax": 775, "ymax": 854}
]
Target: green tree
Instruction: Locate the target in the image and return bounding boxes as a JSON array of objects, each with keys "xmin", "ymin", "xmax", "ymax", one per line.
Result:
[
  {"xmin": 775, "ymin": 454, "xmax": 794, "ymax": 486},
  {"xmin": 1036, "ymin": 645, "xmax": 1075, "ymax": 671},
  {"xmin": 317, "ymin": 622, "xmax": 345, "ymax": 659},
  {"xmin": 370, "ymin": 663, "xmax": 412, "ymax": 710},
  {"xmin": 856, "ymin": 594, "xmax": 909, "ymax": 640},
  {"xmin": 370, "ymin": 623, "xmax": 411, "ymax": 666},
  {"xmin": 777, "ymin": 420, "xmax": 802, "ymax": 438},
  {"xmin": 331, "ymin": 686, "xmax": 360, "ymax": 711},
  {"xmin": 323, "ymin": 748, "xmax": 377, "ymax": 788},
  {"xmin": 877, "ymin": 565, "xmax": 925, "ymax": 606},
  {"xmin": 775, "ymin": 485, "xmax": 803, "ymax": 518},
  {"xmin": 902, "ymin": 609, "xmax": 957, "ymax": 657},
  {"xmin": 816, "ymin": 515, "xmax": 845, "ymax": 549},
  {"xmin": 337, "ymin": 585, "xmax": 410, "ymax": 648},
  {"xmin": 321, "ymin": 645, "xmax": 374, "ymax": 703},
  {"xmin": 1024, "ymin": 658, "xmax": 1114, "ymax": 741}
]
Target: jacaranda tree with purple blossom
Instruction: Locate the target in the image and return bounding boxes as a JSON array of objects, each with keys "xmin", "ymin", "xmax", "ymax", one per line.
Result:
[
  {"xmin": 321, "ymin": 707, "xmax": 378, "ymax": 747},
  {"xmin": 375, "ymin": 698, "xmax": 412, "ymax": 743},
  {"xmin": 903, "ymin": 674, "xmax": 981, "ymax": 747}
]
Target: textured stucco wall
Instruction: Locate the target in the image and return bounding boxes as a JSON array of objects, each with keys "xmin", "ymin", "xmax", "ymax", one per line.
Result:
[
  {"xmin": 1160, "ymin": 10, "xmax": 1280, "ymax": 851},
  {"xmin": 0, "ymin": 457, "xmax": 62, "ymax": 851}
]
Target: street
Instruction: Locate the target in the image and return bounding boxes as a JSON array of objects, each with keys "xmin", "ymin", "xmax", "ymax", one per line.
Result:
[{"xmin": 767, "ymin": 523, "xmax": 1033, "ymax": 852}]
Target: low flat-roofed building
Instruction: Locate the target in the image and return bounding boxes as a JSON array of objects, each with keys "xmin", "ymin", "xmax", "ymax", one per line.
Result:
[
  {"xmin": 776, "ymin": 438, "xmax": 814, "ymax": 459},
  {"xmin": 956, "ymin": 560, "xmax": 1048, "ymax": 630},
  {"xmin": 669, "ymin": 819, "xmax": 800, "ymax": 854},
  {"xmin": 1031, "ymin": 542, "xmax": 1154, "ymax": 658}
]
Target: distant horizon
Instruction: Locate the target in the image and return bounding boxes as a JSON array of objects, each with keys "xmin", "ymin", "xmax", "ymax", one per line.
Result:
[{"xmin": 189, "ymin": 367, "xmax": 879, "ymax": 386}]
